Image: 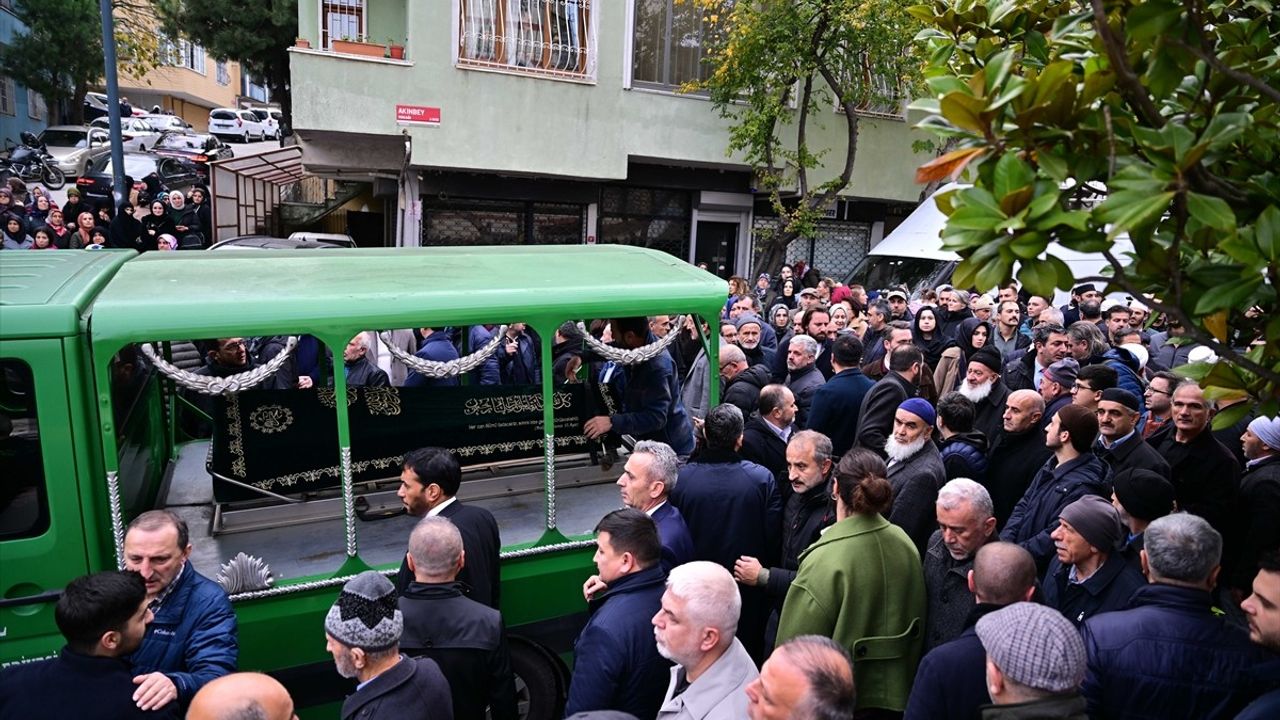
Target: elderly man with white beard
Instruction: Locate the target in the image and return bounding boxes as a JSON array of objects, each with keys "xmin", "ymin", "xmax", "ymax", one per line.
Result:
[
  {"xmin": 652, "ymin": 562, "xmax": 758, "ymax": 720},
  {"xmin": 886, "ymin": 398, "xmax": 949, "ymax": 553},
  {"xmin": 956, "ymin": 345, "xmax": 1010, "ymax": 443}
]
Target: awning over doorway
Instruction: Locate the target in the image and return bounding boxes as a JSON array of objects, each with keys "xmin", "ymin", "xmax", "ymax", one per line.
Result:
[{"xmin": 208, "ymin": 146, "xmax": 305, "ymax": 241}]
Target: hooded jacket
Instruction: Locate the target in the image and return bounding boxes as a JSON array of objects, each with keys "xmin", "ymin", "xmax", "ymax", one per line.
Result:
[{"xmin": 999, "ymin": 454, "xmax": 1111, "ymax": 573}]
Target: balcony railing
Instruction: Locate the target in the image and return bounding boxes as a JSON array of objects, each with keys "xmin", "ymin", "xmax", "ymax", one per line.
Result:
[{"xmin": 456, "ymin": 0, "xmax": 595, "ymax": 81}]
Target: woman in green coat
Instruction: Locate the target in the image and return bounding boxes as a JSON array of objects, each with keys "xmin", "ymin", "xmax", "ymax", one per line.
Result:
[{"xmin": 776, "ymin": 448, "xmax": 927, "ymax": 714}]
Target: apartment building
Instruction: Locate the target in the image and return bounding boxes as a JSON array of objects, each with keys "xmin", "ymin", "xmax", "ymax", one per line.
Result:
[{"xmin": 289, "ymin": 0, "xmax": 926, "ymax": 276}]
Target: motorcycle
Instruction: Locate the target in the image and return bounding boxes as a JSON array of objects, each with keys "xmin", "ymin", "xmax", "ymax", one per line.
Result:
[{"xmin": 0, "ymin": 132, "xmax": 66, "ymax": 190}]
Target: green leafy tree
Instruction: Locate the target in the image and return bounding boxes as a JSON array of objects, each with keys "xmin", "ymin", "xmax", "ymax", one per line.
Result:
[
  {"xmin": 693, "ymin": 0, "xmax": 924, "ymax": 274},
  {"xmin": 0, "ymin": 0, "xmax": 104, "ymax": 125},
  {"xmin": 911, "ymin": 0, "xmax": 1279, "ymax": 418},
  {"xmin": 153, "ymin": 0, "xmax": 297, "ymax": 120}
]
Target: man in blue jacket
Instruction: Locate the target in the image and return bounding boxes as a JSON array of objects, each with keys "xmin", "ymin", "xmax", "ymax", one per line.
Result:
[
  {"xmin": 616, "ymin": 439, "xmax": 694, "ymax": 573},
  {"xmin": 806, "ymin": 334, "xmax": 873, "ymax": 458},
  {"xmin": 1081, "ymin": 513, "xmax": 1273, "ymax": 719},
  {"xmin": 567, "ymin": 509, "xmax": 670, "ymax": 720},
  {"xmin": 584, "ymin": 316, "xmax": 694, "ymax": 457},
  {"xmin": 405, "ymin": 327, "xmax": 461, "ymax": 387},
  {"xmin": 124, "ymin": 511, "xmax": 237, "ymax": 712}
]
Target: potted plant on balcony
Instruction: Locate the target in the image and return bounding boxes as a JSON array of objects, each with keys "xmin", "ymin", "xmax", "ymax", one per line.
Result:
[
  {"xmin": 387, "ymin": 39, "xmax": 405, "ymax": 60},
  {"xmin": 332, "ymin": 35, "xmax": 387, "ymax": 58},
  {"xmin": 295, "ymin": 37, "xmax": 311, "ymax": 49}
]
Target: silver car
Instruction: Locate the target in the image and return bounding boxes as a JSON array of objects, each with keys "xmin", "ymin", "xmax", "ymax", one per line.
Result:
[{"xmin": 37, "ymin": 125, "xmax": 112, "ymax": 178}]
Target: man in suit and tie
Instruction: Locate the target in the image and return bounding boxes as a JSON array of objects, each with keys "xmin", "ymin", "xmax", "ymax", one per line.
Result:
[
  {"xmin": 617, "ymin": 440, "xmax": 695, "ymax": 573},
  {"xmin": 395, "ymin": 447, "xmax": 502, "ymax": 609}
]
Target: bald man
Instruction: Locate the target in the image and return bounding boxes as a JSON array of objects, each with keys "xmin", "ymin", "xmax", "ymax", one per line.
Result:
[{"xmin": 187, "ymin": 673, "xmax": 295, "ymax": 720}]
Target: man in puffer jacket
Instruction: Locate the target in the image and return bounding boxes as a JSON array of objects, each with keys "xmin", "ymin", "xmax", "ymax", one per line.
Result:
[{"xmin": 936, "ymin": 392, "xmax": 989, "ymax": 483}]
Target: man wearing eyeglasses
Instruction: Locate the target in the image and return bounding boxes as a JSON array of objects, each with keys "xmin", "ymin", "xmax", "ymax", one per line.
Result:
[{"xmin": 1141, "ymin": 371, "xmax": 1181, "ymax": 440}]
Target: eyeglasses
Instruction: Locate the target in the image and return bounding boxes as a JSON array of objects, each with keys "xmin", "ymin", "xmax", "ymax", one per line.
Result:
[{"xmin": 1145, "ymin": 386, "xmax": 1171, "ymax": 397}]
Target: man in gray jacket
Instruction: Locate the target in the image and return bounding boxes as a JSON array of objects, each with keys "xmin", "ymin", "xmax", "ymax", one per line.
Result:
[
  {"xmin": 886, "ymin": 398, "xmax": 948, "ymax": 553},
  {"xmin": 654, "ymin": 562, "xmax": 758, "ymax": 720}
]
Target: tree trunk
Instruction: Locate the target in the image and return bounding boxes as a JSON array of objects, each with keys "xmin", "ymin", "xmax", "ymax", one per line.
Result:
[{"xmin": 68, "ymin": 82, "xmax": 87, "ymax": 125}]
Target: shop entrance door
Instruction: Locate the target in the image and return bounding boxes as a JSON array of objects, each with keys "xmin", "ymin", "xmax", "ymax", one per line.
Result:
[{"xmin": 694, "ymin": 221, "xmax": 739, "ymax": 279}]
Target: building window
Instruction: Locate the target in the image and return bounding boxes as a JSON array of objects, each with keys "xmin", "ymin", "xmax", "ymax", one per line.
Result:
[
  {"xmin": 456, "ymin": 0, "xmax": 596, "ymax": 80},
  {"xmin": 322, "ymin": 0, "xmax": 365, "ymax": 49},
  {"xmin": 158, "ymin": 36, "xmax": 207, "ymax": 74},
  {"xmin": 216, "ymin": 61, "xmax": 230, "ymax": 85},
  {"xmin": 598, "ymin": 187, "xmax": 692, "ymax": 261},
  {"xmin": 0, "ymin": 0, "xmax": 13, "ymax": 11},
  {"xmin": 423, "ymin": 198, "xmax": 585, "ymax": 246},
  {"xmin": 0, "ymin": 77, "xmax": 14, "ymax": 116},
  {"xmin": 26, "ymin": 88, "xmax": 45, "ymax": 120},
  {"xmin": 631, "ymin": 0, "xmax": 723, "ymax": 91}
]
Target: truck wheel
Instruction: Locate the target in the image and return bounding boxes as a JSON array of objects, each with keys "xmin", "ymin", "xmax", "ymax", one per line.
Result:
[{"xmin": 510, "ymin": 640, "xmax": 565, "ymax": 720}]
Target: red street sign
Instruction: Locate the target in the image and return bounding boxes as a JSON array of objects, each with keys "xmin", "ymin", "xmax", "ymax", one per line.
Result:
[{"xmin": 396, "ymin": 105, "xmax": 441, "ymax": 125}]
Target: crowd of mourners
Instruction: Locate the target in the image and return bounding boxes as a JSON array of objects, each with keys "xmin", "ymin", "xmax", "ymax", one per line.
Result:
[
  {"xmin": 0, "ymin": 176, "xmax": 210, "ymax": 252},
  {"xmin": 1, "ymin": 258, "xmax": 1278, "ymax": 720}
]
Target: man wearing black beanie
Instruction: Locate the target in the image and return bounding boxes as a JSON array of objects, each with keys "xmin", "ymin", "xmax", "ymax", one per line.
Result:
[
  {"xmin": 1110, "ymin": 468, "xmax": 1176, "ymax": 569},
  {"xmin": 958, "ymin": 345, "xmax": 1010, "ymax": 442},
  {"xmin": 1094, "ymin": 388, "xmax": 1171, "ymax": 479}
]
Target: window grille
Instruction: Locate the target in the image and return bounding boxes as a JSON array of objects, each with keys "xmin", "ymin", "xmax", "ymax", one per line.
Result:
[
  {"xmin": 322, "ymin": 0, "xmax": 365, "ymax": 49},
  {"xmin": 423, "ymin": 198, "xmax": 586, "ymax": 246},
  {"xmin": 457, "ymin": 0, "xmax": 596, "ymax": 80},
  {"xmin": 753, "ymin": 217, "xmax": 871, "ymax": 279},
  {"xmin": 598, "ymin": 187, "xmax": 692, "ymax": 261}
]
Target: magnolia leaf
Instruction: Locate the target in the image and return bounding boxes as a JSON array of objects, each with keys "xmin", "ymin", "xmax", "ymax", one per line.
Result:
[
  {"xmin": 1186, "ymin": 192, "xmax": 1236, "ymax": 232},
  {"xmin": 1255, "ymin": 204, "xmax": 1280, "ymax": 261},
  {"xmin": 915, "ymin": 147, "xmax": 986, "ymax": 184},
  {"xmin": 984, "ymin": 49, "xmax": 1016, "ymax": 96},
  {"xmin": 993, "ymin": 153, "xmax": 1035, "ymax": 205},
  {"xmin": 1036, "ymin": 151, "xmax": 1069, "ymax": 183},
  {"xmin": 1097, "ymin": 191, "xmax": 1175, "ymax": 239},
  {"xmin": 1127, "ymin": 0, "xmax": 1183, "ymax": 41},
  {"xmin": 941, "ymin": 92, "xmax": 988, "ymax": 134},
  {"xmin": 1194, "ymin": 279, "xmax": 1261, "ymax": 315}
]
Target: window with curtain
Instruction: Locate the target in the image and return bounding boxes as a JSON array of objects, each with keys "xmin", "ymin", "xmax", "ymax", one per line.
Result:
[
  {"xmin": 322, "ymin": 0, "xmax": 365, "ymax": 49},
  {"xmin": 631, "ymin": 0, "xmax": 723, "ymax": 91}
]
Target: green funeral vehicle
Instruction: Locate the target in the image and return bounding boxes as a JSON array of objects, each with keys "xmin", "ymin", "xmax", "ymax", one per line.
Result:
[{"xmin": 0, "ymin": 246, "xmax": 724, "ymax": 718}]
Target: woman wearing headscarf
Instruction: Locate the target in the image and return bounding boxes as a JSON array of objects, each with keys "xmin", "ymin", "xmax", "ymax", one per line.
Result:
[
  {"xmin": 60, "ymin": 188, "xmax": 89, "ymax": 228},
  {"xmin": 2, "ymin": 212, "xmax": 34, "ymax": 249},
  {"xmin": 938, "ymin": 288, "xmax": 975, "ymax": 340},
  {"xmin": 109, "ymin": 203, "xmax": 150, "ymax": 251},
  {"xmin": 934, "ymin": 317, "xmax": 992, "ymax": 394},
  {"xmin": 167, "ymin": 190, "xmax": 201, "ymax": 242},
  {"xmin": 775, "ymin": 278, "xmax": 798, "ymax": 310},
  {"xmin": 141, "ymin": 200, "xmax": 177, "ymax": 247},
  {"xmin": 66, "ymin": 211, "xmax": 100, "ymax": 250},
  {"xmin": 31, "ymin": 194, "xmax": 55, "ymax": 219},
  {"xmin": 30, "ymin": 226, "xmax": 57, "ymax": 250},
  {"xmin": 912, "ymin": 306, "xmax": 951, "ymax": 369},
  {"xmin": 45, "ymin": 207, "xmax": 71, "ymax": 245}
]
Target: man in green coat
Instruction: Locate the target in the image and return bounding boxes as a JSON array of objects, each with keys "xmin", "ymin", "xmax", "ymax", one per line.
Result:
[{"xmin": 775, "ymin": 450, "xmax": 926, "ymax": 714}]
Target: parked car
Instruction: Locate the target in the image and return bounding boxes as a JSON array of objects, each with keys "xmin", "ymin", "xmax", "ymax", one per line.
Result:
[
  {"xmin": 286, "ymin": 231, "xmax": 356, "ymax": 247},
  {"xmin": 139, "ymin": 114, "xmax": 193, "ymax": 134},
  {"xmin": 247, "ymin": 108, "xmax": 283, "ymax": 140},
  {"xmin": 88, "ymin": 116, "xmax": 163, "ymax": 152},
  {"xmin": 76, "ymin": 152, "xmax": 201, "ymax": 206},
  {"xmin": 83, "ymin": 91, "xmax": 110, "ymax": 121},
  {"xmin": 208, "ymin": 108, "xmax": 266, "ymax": 143},
  {"xmin": 37, "ymin": 125, "xmax": 112, "ymax": 178},
  {"xmin": 149, "ymin": 133, "xmax": 234, "ymax": 181},
  {"xmin": 209, "ymin": 235, "xmax": 351, "ymax": 250}
]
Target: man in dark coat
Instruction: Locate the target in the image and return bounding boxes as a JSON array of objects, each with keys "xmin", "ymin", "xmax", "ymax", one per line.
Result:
[
  {"xmin": 1003, "ymin": 323, "xmax": 1071, "ymax": 392},
  {"xmin": 398, "ymin": 518, "xmax": 517, "ymax": 720},
  {"xmin": 469, "ymin": 324, "xmax": 502, "ymax": 385},
  {"xmin": 1148, "ymin": 382, "xmax": 1241, "ymax": 535},
  {"xmin": 731, "ymin": 430, "xmax": 836, "ymax": 651},
  {"xmin": 0, "ymin": 570, "xmax": 177, "ymax": 720},
  {"xmin": 922, "ymin": 479, "xmax": 998, "ymax": 651},
  {"xmin": 861, "ymin": 299, "xmax": 892, "ymax": 368},
  {"xmin": 497, "ymin": 323, "xmax": 540, "ymax": 385},
  {"xmin": 937, "ymin": 392, "xmax": 989, "ymax": 483},
  {"xmin": 405, "ymin": 328, "xmax": 461, "ymax": 387},
  {"xmin": 1041, "ymin": 496, "xmax": 1146, "ymax": 627},
  {"xmin": 673, "ymin": 403, "xmax": 783, "ymax": 663},
  {"xmin": 1081, "ymin": 514, "xmax": 1273, "ymax": 719},
  {"xmin": 986, "ymin": 390, "xmax": 1052, "ymax": 527},
  {"xmin": 806, "ymin": 334, "xmax": 874, "ymax": 458},
  {"xmin": 325, "ymin": 572, "xmax": 453, "ymax": 720},
  {"xmin": 783, "ymin": 334, "xmax": 825, "ymax": 428},
  {"xmin": 957, "ymin": 345, "xmax": 1010, "ymax": 442},
  {"xmin": 1001, "ymin": 404, "xmax": 1111, "ymax": 574},
  {"xmin": 735, "ymin": 312, "xmax": 775, "ymax": 368},
  {"xmin": 861, "ymin": 321, "xmax": 940, "ymax": 403},
  {"xmin": 854, "ymin": 345, "xmax": 923, "ymax": 458},
  {"xmin": 395, "ymin": 448, "xmax": 501, "ymax": 610},
  {"xmin": 904, "ymin": 543, "xmax": 1038, "ymax": 720},
  {"xmin": 1110, "ymin": 468, "xmax": 1177, "ymax": 570},
  {"xmin": 1224, "ymin": 416, "xmax": 1280, "ymax": 595},
  {"xmin": 584, "ymin": 316, "xmax": 695, "ymax": 457},
  {"xmin": 885, "ymin": 398, "xmax": 949, "ymax": 552},
  {"xmin": 566, "ymin": 509, "xmax": 669, "ymax": 720},
  {"xmin": 720, "ymin": 344, "xmax": 771, "ymax": 418},
  {"xmin": 617, "ymin": 440, "xmax": 694, "ymax": 573},
  {"xmin": 740, "ymin": 384, "xmax": 796, "ymax": 488},
  {"xmin": 1238, "ymin": 554, "xmax": 1280, "ymax": 719},
  {"xmin": 336, "ymin": 332, "xmax": 390, "ymax": 387},
  {"xmin": 1093, "ymin": 388, "xmax": 1169, "ymax": 479}
]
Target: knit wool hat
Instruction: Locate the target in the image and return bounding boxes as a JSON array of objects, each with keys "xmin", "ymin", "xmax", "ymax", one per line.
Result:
[
  {"xmin": 976, "ymin": 602, "xmax": 1087, "ymax": 694},
  {"xmin": 970, "ymin": 345, "xmax": 1004, "ymax": 373},
  {"xmin": 734, "ymin": 313, "xmax": 764, "ymax": 330},
  {"xmin": 1112, "ymin": 469, "xmax": 1175, "ymax": 522},
  {"xmin": 1044, "ymin": 357, "xmax": 1079, "ymax": 387},
  {"xmin": 1099, "ymin": 387, "xmax": 1140, "ymax": 413},
  {"xmin": 65, "ymin": 187, "xmax": 80, "ymax": 197},
  {"xmin": 324, "ymin": 571, "xmax": 402, "ymax": 651},
  {"xmin": 1059, "ymin": 495, "xmax": 1125, "ymax": 551},
  {"xmin": 898, "ymin": 397, "xmax": 936, "ymax": 427},
  {"xmin": 1249, "ymin": 416, "xmax": 1280, "ymax": 452}
]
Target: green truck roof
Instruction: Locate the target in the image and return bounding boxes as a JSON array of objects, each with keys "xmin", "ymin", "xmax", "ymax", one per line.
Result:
[
  {"xmin": 88, "ymin": 246, "xmax": 728, "ymax": 350},
  {"xmin": 0, "ymin": 250, "xmax": 135, "ymax": 340}
]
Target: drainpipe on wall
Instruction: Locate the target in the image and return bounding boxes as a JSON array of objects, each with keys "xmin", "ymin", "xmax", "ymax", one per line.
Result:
[{"xmin": 396, "ymin": 130, "xmax": 421, "ymax": 247}]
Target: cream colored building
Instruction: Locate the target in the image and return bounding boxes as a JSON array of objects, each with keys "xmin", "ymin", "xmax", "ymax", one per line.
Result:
[{"xmin": 110, "ymin": 37, "xmax": 243, "ymax": 132}]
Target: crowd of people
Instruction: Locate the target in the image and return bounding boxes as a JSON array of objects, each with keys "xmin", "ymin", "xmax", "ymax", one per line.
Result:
[
  {"xmin": 1, "ymin": 258, "xmax": 1277, "ymax": 720},
  {"xmin": 0, "ymin": 176, "xmax": 210, "ymax": 252}
]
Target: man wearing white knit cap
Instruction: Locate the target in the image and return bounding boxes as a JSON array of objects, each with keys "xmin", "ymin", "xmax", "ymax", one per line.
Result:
[{"xmin": 1225, "ymin": 416, "xmax": 1280, "ymax": 595}]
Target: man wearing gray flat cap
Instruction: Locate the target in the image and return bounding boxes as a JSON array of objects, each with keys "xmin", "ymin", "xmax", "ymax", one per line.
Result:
[
  {"xmin": 975, "ymin": 602, "xmax": 1088, "ymax": 718},
  {"xmin": 324, "ymin": 571, "xmax": 452, "ymax": 720}
]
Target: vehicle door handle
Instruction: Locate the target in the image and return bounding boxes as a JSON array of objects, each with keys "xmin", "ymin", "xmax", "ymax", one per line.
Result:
[{"xmin": 0, "ymin": 588, "xmax": 62, "ymax": 609}]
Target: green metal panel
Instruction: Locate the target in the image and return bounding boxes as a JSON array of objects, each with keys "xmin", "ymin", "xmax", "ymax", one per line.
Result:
[{"xmin": 0, "ymin": 250, "xmax": 134, "ymax": 339}]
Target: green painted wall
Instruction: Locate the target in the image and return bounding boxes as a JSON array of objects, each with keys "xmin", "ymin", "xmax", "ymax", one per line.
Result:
[{"xmin": 292, "ymin": 2, "xmax": 928, "ymax": 202}]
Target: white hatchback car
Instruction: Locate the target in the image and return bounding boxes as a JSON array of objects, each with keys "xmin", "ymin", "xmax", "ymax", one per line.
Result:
[
  {"xmin": 208, "ymin": 108, "xmax": 266, "ymax": 143},
  {"xmin": 88, "ymin": 116, "xmax": 163, "ymax": 152}
]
